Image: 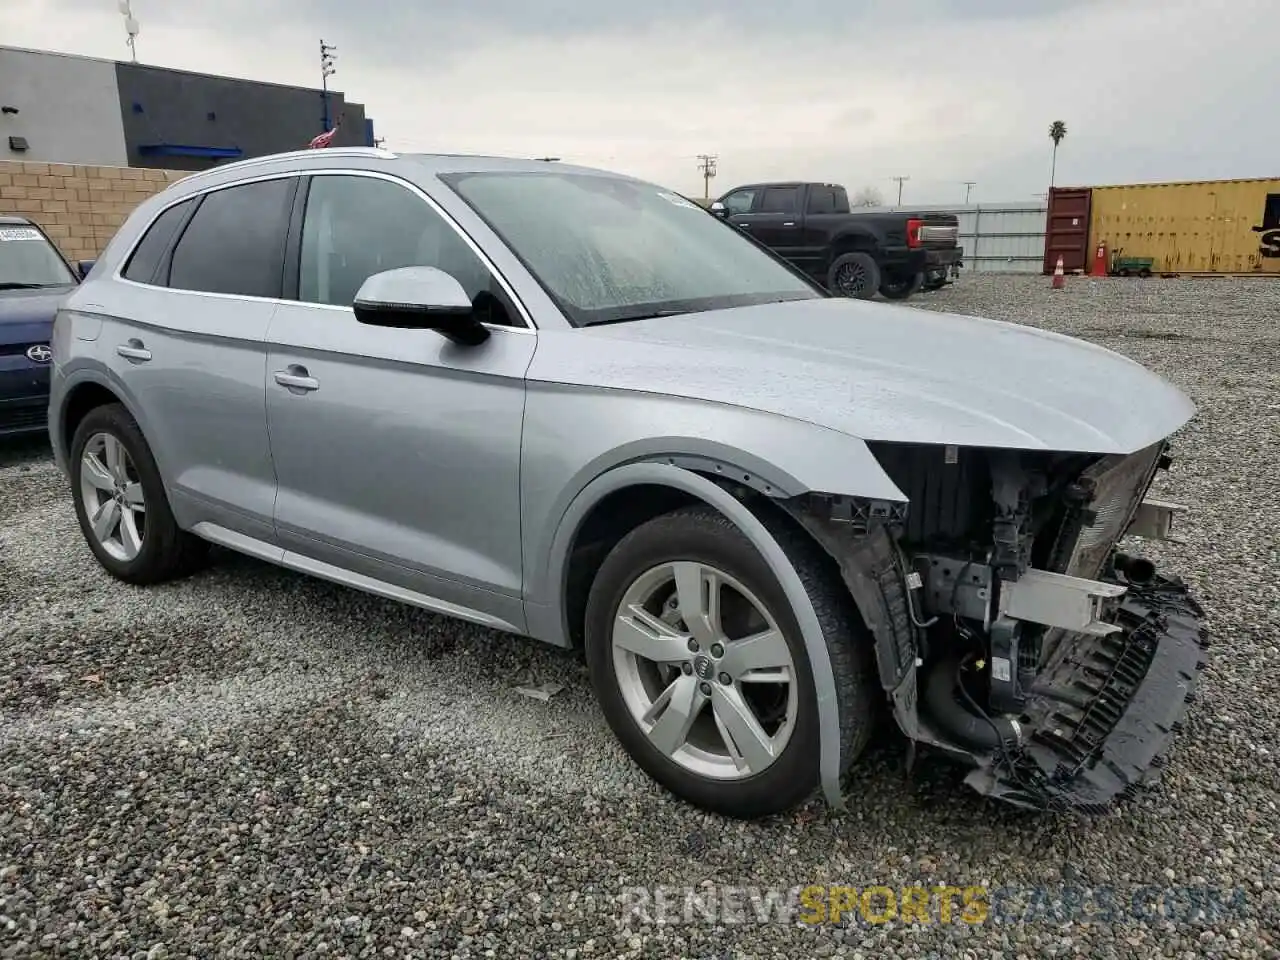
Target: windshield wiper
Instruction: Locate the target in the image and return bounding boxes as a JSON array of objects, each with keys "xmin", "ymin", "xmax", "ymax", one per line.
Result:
[
  {"xmin": 0, "ymin": 282, "xmax": 62, "ymax": 290},
  {"xmin": 583, "ymin": 309, "xmax": 688, "ymax": 327}
]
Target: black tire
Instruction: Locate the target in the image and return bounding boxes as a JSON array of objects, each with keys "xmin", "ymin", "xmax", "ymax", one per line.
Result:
[
  {"xmin": 923, "ymin": 273, "xmax": 948, "ymax": 292},
  {"xmin": 827, "ymin": 252, "xmax": 880, "ymax": 300},
  {"xmin": 1139, "ymin": 268, "xmax": 1152, "ymax": 278},
  {"xmin": 879, "ymin": 271, "xmax": 923, "ymax": 300},
  {"xmin": 583, "ymin": 504, "xmax": 876, "ymax": 819},
  {"xmin": 68, "ymin": 402, "xmax": 208, "ymax": 585}
]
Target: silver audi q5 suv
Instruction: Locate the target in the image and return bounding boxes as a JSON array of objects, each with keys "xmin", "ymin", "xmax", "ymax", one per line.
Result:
[{"xmin": 48, "ymin": 147, "xmax": 1208, "ymax": 819}]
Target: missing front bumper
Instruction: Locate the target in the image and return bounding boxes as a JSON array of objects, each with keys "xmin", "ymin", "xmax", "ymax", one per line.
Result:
[{"xmin": 962, "ymin": 571, "xmax": 1209, "ymax": 812}]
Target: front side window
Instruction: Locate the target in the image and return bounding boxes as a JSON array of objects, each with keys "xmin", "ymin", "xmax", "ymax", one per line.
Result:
[
  {"xmin": 443, "ymin": 172, "xmax": 822, "ymax": 327},
  {"xmin": 297, "ymin": 174, "xmax": 512, "ymax": 324},
  {"xmin": 722, "ymin": 189, "xmax": 756, "ymax": 215},
  {"xmin": 168, "ymin": 178, "xmax": 295, "ymax": 298},
  {"xmin": 0, "ymin": 224, "xmax": 77, "ymax": 288}
]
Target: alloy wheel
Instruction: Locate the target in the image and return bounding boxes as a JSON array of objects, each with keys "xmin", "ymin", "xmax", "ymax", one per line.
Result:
[
  {"xmin": 835, "ymin": 261, "xmax": 868, "ymax": 296},
  {"xmin": 610, "ymin": 560, "xmax": 798, "ymax": 780},
  {"xmin": 79, "ymin": 432, "xmax": 146, "ymax": 562}
]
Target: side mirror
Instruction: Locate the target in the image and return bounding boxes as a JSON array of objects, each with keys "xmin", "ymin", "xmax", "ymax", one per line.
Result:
[
  {"xmin": 351, "ymin": 266, "xmax": 489, "ymax": 346},
  {"xmin": 709, "ymin": 201, "xmax": 728, "ymax": 218},
  {"xmin": 77, "ymin": 260, "xmax": 95, "ymax": 280}
]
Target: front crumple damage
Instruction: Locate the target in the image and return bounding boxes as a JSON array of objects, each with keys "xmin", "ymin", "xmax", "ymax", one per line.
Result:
[{"xmin": 782, "ymin": 437, "xmax": 1210, "ymax": 813}]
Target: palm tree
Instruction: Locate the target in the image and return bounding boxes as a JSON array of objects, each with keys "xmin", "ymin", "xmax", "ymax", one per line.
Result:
[{"xmin": 1048, "ymin": 120, "xmax": 1067, "ymax": 188}]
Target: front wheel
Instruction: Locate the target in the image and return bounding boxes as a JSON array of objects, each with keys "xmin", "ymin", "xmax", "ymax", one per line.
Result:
[
  {"xmin": 827, "ymin": 252, "xmax": 881, "ymax": 300},
  {"xmin": 583, "ymin": 505, "xmax": 875, "ymax": 819}
]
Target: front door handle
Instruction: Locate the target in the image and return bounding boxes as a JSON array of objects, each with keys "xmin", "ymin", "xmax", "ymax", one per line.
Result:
[
  {"xmin": 782, "ymin": 221, "xmax": 795, "ymax": 227},
  {"xmin": 274, "ymin": 365, "xmax": 319, "ymax": 392},
  {"xmin": 116, "ymin": 339, "xmax": 151, "ymax": 362}
]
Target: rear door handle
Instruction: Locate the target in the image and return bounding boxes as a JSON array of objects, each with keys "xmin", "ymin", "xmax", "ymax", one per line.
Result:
[
  {"xmin": 274, "ymin": 365, "xmax": 319, "ymax": 392},
  {"xmin": 116, "ymin": 340, "xmax": 151, "ymax": 362},
  {"xmin": 782, "ymin": 221, "xmax": 795, "ymax": 227}
]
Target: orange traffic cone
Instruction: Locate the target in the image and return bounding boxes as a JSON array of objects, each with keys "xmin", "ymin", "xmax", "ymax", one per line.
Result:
[{"xmin": 1051, "ymin": 255, "xmax": 1065, "ymax": 290}]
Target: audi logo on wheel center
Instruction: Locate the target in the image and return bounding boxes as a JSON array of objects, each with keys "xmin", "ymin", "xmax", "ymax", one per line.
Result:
[{"xmin": 26, "ymin": 344, "xmax": 52, "ymax": 363}]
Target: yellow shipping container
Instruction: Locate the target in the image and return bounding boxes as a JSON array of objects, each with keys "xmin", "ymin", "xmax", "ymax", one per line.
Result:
[{"xmin": 1087, "ymin": 178, "xmax": 1280, "ymax": 275}]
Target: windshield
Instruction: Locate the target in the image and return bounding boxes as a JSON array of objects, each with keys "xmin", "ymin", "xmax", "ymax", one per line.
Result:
[
  {"xmin": 0, "ymin": 225, "xmax": 76, "ymax": 288},
  {"xmin": 441, "ymin": 171, "xmax": 824, "ymax": 326}
]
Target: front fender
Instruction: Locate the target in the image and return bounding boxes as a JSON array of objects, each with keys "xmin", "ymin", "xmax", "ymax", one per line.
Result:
[
  {"xmin": 526, "ymin": 460, "xmax": 852, "ymax": 811},
  {"xmin": 520, "ymin": 386, "xmax": 906, "ymax": 608}
]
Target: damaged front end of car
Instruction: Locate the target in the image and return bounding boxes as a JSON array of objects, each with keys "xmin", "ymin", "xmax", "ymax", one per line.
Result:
[{"xmin": 782, "ymin": 439, "xmax": 1209, "ymax": 813}]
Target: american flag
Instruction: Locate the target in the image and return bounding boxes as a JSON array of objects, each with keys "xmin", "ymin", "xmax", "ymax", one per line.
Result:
[{"xmin": 308, "ymin": 120, "xmax": 340, "ymax": 149}]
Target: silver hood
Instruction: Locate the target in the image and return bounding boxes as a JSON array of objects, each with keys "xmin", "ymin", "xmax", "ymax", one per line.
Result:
[{"xmin": 533, "ymin": 297, "xmax": 1195, "ymax": 454}]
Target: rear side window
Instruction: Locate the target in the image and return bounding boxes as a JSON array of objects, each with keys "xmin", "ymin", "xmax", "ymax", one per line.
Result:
[
  {"xmin": 121, "ymin": 198, "xmax": 195, "ymax": 284},
  {"xmin": 759, "ymin": 187, "xmax": 800, "ymax": 214},
  {"xmin": 806, "ymin": 186, "xmax": 841, "ymax": 214},
  {"xmin": 168, "ymin": 178, "xmax": 295, "ymax": 298}
]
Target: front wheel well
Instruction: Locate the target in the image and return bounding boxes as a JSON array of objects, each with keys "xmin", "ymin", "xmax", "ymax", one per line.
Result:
[
  {"xmin": 561, "ymin": 477, "xmax": 862, "ymax": 652},
  {"xmin": 61, "ymin": 382, "xmax": 124, "ymax": 459},
  {"xmin": 563, "ymin": 483, "xmax": 701, "ymax": 649}
]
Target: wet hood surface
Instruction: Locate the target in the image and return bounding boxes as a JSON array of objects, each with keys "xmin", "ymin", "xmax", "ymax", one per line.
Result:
[{"xmin": 537, "ymin": 297, "xmax": 1195, "ymax": 454}]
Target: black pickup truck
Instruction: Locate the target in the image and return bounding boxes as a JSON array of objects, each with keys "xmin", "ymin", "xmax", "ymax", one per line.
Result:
[{"xmin": 710, "ymin": 181, "xmax": 963, "ymax": 300}]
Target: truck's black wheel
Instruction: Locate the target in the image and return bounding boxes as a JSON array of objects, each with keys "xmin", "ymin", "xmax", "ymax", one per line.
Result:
[
  {"xmin": 827, "ymin": 252, "xmax": 880, "ymax": 300},
  {"xmin": 879, "ymin": 272, "xmax": 923, "ymax": 300}
]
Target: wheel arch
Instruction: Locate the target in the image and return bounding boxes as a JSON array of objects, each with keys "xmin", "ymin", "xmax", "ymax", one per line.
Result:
[
  {"xmin": 533, "ymin": 459, "xmax": 863, "ymax": 808},
  {"xmin": 53, "ymin": 370, "xmax": 150, "ymax": 472},
  {"xmin": 829, "ymin": 230, "xmax": 880, "ymax": 260}
]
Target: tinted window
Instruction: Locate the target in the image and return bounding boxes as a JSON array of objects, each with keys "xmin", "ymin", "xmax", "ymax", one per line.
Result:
[
  {"xmin": 298, "ymin": 174, "xmax": 513, "ymax": 324},
  {"xmin": 722, "ymin": 190, "xmax": 755, "ymax": 215},
  {"xmin": 121, "ymin": 198, "xmax": 194, "ymax": 284},
  {"xmin": 445, "ymin": 171, "xmax": 822, "ymax": 327},
  {"xmin": 758, "ymin": 187, "xmax": 800, "ymax": 214},
  {"xmin": 168, "ymin": 178, "xmax": 294, "ymax": 298},
  {"xmin": 806, "ymin": 186, "xmax": 841, "ymax": 214}
]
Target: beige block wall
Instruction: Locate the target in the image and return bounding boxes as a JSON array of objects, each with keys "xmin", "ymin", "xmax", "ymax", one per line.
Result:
[{"xmin": 0, "ymin": 160, "xmax": 190, "ymax": 264}]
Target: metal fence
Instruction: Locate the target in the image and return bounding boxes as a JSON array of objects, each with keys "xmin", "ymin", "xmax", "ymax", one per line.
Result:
[{"xmin": 886, "ymin": 201, "xmax": 1049, "ymax": 273}]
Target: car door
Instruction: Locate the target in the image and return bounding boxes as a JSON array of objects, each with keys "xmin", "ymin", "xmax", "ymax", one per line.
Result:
[
  {"xmin": 105, "ymin": 176, "xmax": 293, "ymax": 544},
  {"xmin": 733, "ymin": 185, "xmax": 803, "ymax": 257},
  {"xmin": 264, "ymin": 171, "xmax": 535, "ymax": 630}
]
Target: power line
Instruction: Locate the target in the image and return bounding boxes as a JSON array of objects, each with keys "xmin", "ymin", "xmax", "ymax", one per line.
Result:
[
  {"xmin": 891, "ymin": 175, "xmax": 910, "ymax": 206},
  {"xmin": 697, "ymin": 154, "xmax": 718, "ymax": 199},
  {"xmin": 963, "ymin": 181, "xmax": 977, "ymax": 204}
]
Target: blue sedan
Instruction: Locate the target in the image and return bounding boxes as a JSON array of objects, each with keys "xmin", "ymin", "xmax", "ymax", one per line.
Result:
[{"xmin": 0, "ymin": 216, "xmax": 86, "ymax": 438}]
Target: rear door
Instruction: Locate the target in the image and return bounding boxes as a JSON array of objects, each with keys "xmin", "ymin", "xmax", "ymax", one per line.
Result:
[
  {"xmin": 105, "ymin": 176, "xmax": 292, "ymax": 543},
  {"xmin": 733, "ymin": 185, "xmax": 804, "ymax": 257}
]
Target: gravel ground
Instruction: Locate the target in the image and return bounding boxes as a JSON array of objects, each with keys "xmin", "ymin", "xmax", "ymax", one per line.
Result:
[{"xmin": 2, "ymin": 273, "xmax": 1278, "ymax": 959}]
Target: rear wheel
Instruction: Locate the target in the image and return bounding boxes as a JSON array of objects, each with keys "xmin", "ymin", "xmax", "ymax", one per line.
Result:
[
  {"xmin": 584, "ymin": 504, "xmax": 876, "ymax": 818},
  {"xmin": 69, "ymin": 403, "xmax": 208, "ymax": 584},
  {"xmin": 879, "ymin": 271, "xmax": 923, "ymax": 300},
  {"xmin": 827, "ymin": 252, "xmax": 880, "ymax": 300}
]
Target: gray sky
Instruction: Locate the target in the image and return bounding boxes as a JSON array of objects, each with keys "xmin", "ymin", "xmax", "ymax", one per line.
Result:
[{"xmin": 3, "ymin": 0, "xmax": 1272, "ymax": 202}]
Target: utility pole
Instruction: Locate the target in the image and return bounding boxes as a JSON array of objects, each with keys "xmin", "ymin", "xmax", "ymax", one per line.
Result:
[
  {"xmin": 319, "ymin": 40, "xmax": 338, "ymax": 133},
  {"xmin": 891, "ymin": 175, "xmax": 910, "ymax": 206},
  {"xmin": 697, "ymin": 154, "xmax": 718, "ymax": 199},
  {"xmin": 963, "ymin": 181, "xmax": 976, "ymax": 204}
]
